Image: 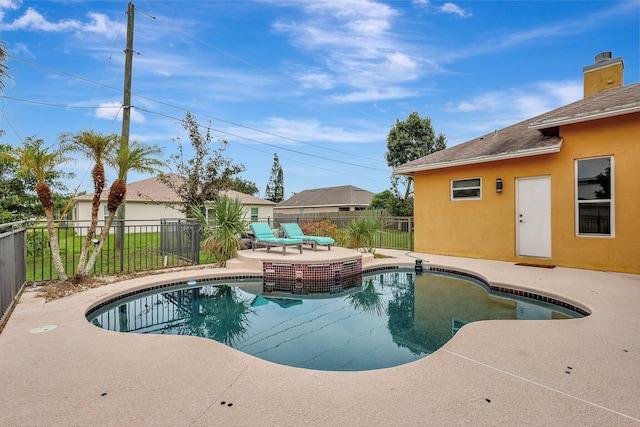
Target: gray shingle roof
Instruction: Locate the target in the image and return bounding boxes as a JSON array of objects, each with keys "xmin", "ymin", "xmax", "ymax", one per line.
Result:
[
  {"xmin": 276, "ymin": 185, "xmax": 375, "ymax": 208},
  {"xmin": 395, "ymin": 82, "xmax": 640, "ymax": 174}
]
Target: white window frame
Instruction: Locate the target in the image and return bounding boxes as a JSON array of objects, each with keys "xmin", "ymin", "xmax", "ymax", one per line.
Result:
[
  {"xmin": 575, "ymin": 156, "xmax": 614, "ymax": 237},
  {"xmin": 250, "ymin": 207, "xmax": 259, "ymax": 222},
  {"xmin": 451, "ymin": 177, "xmax": 482, "ymax": 200}
]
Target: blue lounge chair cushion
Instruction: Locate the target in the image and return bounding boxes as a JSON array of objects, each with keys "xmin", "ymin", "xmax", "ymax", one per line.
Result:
[{"xmin": 251, "ymin": 223, "xmax": 302, "ymax": 244}]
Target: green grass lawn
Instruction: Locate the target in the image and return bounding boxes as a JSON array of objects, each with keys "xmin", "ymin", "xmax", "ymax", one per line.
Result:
[{"xmin": 27, "ymin": 228, "xmax": 208, "ymax": 282}]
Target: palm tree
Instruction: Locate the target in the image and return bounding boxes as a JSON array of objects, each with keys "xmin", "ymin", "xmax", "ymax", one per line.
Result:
[
  {"xmin": 10, "ymin": 137, "xmax": 72, "ymax": 281},
  {"xmin": 192, "ymin": 196, "xmax": 247, "ymax": 267},
  {"xmin": 83, "ymin": 138, "xmax": 164, "ymax": 274},
  {"xmin": 348, "ymin": 209, "xmax": 384, "ymax": 253},
  {"xmin": 60, "ymin": 130, "xmax": 117, "ymax": 282}
]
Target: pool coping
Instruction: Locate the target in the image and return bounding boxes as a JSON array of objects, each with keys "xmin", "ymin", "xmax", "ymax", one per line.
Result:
[{"xmin": 1, "ymin": 248, "xmax": 639, "ymax": 426}]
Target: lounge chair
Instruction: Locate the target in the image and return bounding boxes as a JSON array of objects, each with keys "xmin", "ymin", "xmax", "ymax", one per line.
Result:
[
  {"xmin": 281, "ymin": 223, "xmax": 335, "ymax": 251},
  {"xmin": 250, "ymin": 223, "xmax": 303, "ymax": 255}
]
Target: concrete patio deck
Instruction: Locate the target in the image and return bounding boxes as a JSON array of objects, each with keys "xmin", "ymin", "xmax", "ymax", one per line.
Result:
[{"xmin": 1, "ymin": 247, "xmax": 639, "ymax": 426}]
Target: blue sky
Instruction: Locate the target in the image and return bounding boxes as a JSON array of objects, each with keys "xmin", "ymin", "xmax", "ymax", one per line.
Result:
[{"xmin": 0, "ymin": 0, "xmax": 638, "ymax": 199}]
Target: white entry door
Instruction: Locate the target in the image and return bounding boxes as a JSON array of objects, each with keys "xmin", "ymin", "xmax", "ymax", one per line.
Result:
[{"xmin": 516, "ymin": 176, "xmax": 551, "ymax": 258}]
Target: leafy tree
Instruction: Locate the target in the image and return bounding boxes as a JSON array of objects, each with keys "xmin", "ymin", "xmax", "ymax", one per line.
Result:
[
  {"xmin": 370, "ymin": 189, "xmax": 414, "ymax": 217},
  {"xmin": 83, "ymin": 139, "xmax": 165, "ymax": 275},
  {"xmin": 60, "ymin": 130, "xmax": 117, "ymax": 281},
  {"xmin": 385, "ymin": 112, "xmax": 446, "ymax": 213},
  {"xmin": 8, "ymin": 137, "xmax": 73, "ymax": 281},
  {"xmin": 0, "ymin": 143, "xmax": 71, "ymax": 223},
  {"xmin": 228, "ymin": 177, "xmax": 259, "ymax": 196},
  {"xmin": 161, "ymin": 112, "xmax": 245, "ymax": 215},
  {"xmin": 264, "ymin": 153, "xmax": 284, "ymax": 203}
]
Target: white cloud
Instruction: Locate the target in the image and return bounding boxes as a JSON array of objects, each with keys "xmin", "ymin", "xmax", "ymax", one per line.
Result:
[
  {"xmin": 270, "ymin": 0, "xmax": 423, "ymax": 101},
  {"xmin": 95, "ymin": 102, "xmax": 146, "ymax": 124},
  {"xmin": 444, "ymin": 81, "xmax": 583, "ymax": 125},
  {"xmin": 331, "ymin": 87, "xmax": 417, "ymax": 103},
  {"xmin": 224, "ymin": 117, "xmax": 383, "ymax": 146},
  {"xmin": 440, "ymin": 3, "xmax": 472, "ymax": 18},
  {"xmin": 1, "ymin": 6, "xmax": 119, "ymax": 37},
  {"xmin": 297, "ymin": 72, "xmax": 334, "ymax": 90}
]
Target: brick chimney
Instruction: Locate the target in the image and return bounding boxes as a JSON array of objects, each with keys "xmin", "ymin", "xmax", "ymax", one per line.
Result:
[{"xmin": 582, "ymin": 51, "xmax": 624, "ymax": 98}]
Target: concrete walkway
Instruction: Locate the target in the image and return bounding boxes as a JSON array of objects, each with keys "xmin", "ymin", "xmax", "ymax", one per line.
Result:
[{"xmin": 1, "ymin": 248, "xmax": 639, "ymax": 426}]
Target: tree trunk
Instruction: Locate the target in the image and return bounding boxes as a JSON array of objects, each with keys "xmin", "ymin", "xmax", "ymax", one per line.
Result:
[
  {"xmin": 84, "ymin": 178, "xmax": 126, "ymax": 275},
  {"xmin": 83, "ymin": 209, "xmax": 116, "ymax": 275},
  {"xmin": 44, "ymin": 207, "xmax": 68, "ymax": 281},
  {"xmin": 76, "ymin": 167, "xmax": 105, "ymax": 278}
]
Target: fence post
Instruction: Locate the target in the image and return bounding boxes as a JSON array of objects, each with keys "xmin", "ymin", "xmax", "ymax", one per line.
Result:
[
  {"xmin": 118, "ymin": 220, "xmax": 125, "ymax": 272},
  {"xmin": 409, "ymin": 217, "xmax": 414, "ymax": 251}
]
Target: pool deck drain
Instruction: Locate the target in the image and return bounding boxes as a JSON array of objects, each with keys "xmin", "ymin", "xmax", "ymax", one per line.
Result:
[{"xmin": 1, "ymin": 248, "xmax": 639, "ymax": 426}]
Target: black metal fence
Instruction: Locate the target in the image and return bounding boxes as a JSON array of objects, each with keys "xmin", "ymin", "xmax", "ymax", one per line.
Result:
[
  {"xmin": 24, "ymin": 219, "xmax": 201, "ymax": 282},
  {"xmin": 270, "ymin": 214, "xmax": 414, "ymax": 251},
  {"xmin": 0, "ymin": 221, "xmax": 27, "ymax": 327}
]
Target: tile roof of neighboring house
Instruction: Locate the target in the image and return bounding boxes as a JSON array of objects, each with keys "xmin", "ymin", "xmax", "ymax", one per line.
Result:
[
  {"xmin": 276, "ymin": 185, "xmax": 375, "ymax": 208},
  {"xmin": 74, "ymin": 175, "xmax": 275, "ymax": 205},
  {"xmin": 394, "ymin": 82, "xmax": 640, "ymax": 174},
  {"xmin": 222, "ymin": 189, "xmax": 276, "ymax": 206}
]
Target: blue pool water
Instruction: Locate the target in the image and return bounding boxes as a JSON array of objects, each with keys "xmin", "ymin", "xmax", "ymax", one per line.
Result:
[{"xmin": 87, "ymin": 269, "xmax": 582, "ymax": 371}]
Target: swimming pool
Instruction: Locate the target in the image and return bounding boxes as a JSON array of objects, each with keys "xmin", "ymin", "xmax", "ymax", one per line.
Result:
[{"xmin": 87, "ymin": 269, "xmax": 585, "ymax": 371}]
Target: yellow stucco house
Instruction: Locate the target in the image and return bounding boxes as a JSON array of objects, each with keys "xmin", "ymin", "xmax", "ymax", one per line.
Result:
[{"xmin": 394, "ymin": 52, "xmax": 639, "ymax": 273}]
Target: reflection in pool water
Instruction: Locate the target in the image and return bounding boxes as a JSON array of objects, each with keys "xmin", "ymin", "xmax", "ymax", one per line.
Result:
[{"xmin": 87, "ymin": 270, "xmax": 582, "ymax": 371}]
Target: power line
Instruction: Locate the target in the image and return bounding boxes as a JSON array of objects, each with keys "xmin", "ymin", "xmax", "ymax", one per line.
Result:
[
  {"xmin": 136, "ymin": 106, "xmax": 389, "ymax": 173},
  {"xmin": 6, "ymin": 54, "xmax": 387, "ymax": 165},
  {"xmin": 1, "ymin": 95, "xmax": 120, "ymax": 109},
  {"xmin": 0, "ymin": 94, "xmax": 389, "ymax": 179}
]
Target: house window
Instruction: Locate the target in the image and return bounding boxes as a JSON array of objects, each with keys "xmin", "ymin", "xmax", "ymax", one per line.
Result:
[
  {"xmin": 354, "ymin": 206, "xmax": 366, "ymax": 211},
  {"xmin": 251, "ymin": 207, "xmax": 258, "ymax": 222},
  {"xmin": 103, "ymin": 206, "xmax": 108, "ymax": 221},
  {"xmin": 339, "ymin": 207, "xmax": 350, "ymax": 212},
  {"xmin": 451, "ymin": 178, "xmax": 481, "ymax": 200},
  {"xmin": 576, "ymin": 156, "xmax": 613, "ymax": 236}
]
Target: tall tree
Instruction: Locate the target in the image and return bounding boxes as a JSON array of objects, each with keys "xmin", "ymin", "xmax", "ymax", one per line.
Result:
[
  {"xmin": 385, "ymin": 112, "xmax": 446, "ymax": 213},
  {"xmin": 60, "ymin": 130, "xmax": 117, "ymax": 281},
  {"xmin": 9, "ymin": 137, "xmax": 72, "ymax": 281},
  {"xmin": 161, "ymin": 112, "xmax": 245, "ymax": 215},
  {"xmin": 228, "ymin": 177, "xmax": 259, "ymax": 196},
  {"xmin": 264, "ymin": 153, "xmax": 284, "ymax": 203},
  {"xmin": 83, "ymin": 139, "xmax": 165, "ymax": 275}
]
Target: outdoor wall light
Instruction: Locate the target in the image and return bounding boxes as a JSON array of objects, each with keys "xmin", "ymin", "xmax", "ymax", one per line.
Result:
[{"xmin": 496, "ymin": 178, "xmax": 503, "ymax": 193}]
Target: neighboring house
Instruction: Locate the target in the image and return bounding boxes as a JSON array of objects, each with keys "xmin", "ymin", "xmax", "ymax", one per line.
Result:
[
  {"xmin": 274, "ymin": 185, "xmax": 375, "ymax": 215},
  {"xmin": 394, "ymin": 51, "xmax": 639, "ymax": 274},
  {"xmin": 72, "ymin": 175, "xmax": 275, "ymax": 225}
]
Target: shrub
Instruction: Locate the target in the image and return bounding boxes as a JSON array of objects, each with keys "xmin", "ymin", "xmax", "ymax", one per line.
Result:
[
  {"xmin": 300, "ymin": 220, "xmax": 337, "ymax": 238},
  {"xmin": 348, "ymin": 210, "xmax": 383, "ymax": 253},
  {"xmin": 26, "ymin": 229, "xmax": 50, "ymax": 256}
]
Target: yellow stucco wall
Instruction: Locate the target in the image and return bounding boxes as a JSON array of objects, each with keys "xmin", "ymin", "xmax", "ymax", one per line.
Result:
[
  {"xmin": 583, "ymin": 61, "xmax": 624, "ymax": 97},
  {"xmin": 413, "ymin": 112, "xmax": 640, "ymax": 273}
]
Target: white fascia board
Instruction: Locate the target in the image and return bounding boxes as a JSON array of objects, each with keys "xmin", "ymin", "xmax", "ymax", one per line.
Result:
[
  {"xmin": 393, "ymin": 142, "xmax": 562, "ymax": 175},
  {"xmin": 529, "ymin": 104, "xmax": 640, "ymax": 130}
]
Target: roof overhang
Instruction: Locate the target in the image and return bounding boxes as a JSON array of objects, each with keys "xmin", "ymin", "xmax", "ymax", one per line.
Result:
[
  {"xmin": 528, "ymin": 103, "xmax": 640, "ymax": 130},
  {"xmin": 275, "ymin": 203, "xmax": 368, "ymax": 209},
  {"xmin": 393, "ymin": 141, "xmax": 563, "ymax": 175}
]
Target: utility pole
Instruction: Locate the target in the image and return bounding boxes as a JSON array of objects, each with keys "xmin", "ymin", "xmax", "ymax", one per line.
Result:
[{"xmin": 116, "ymin": 0, "xmax": 135, "ymax": 261}]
